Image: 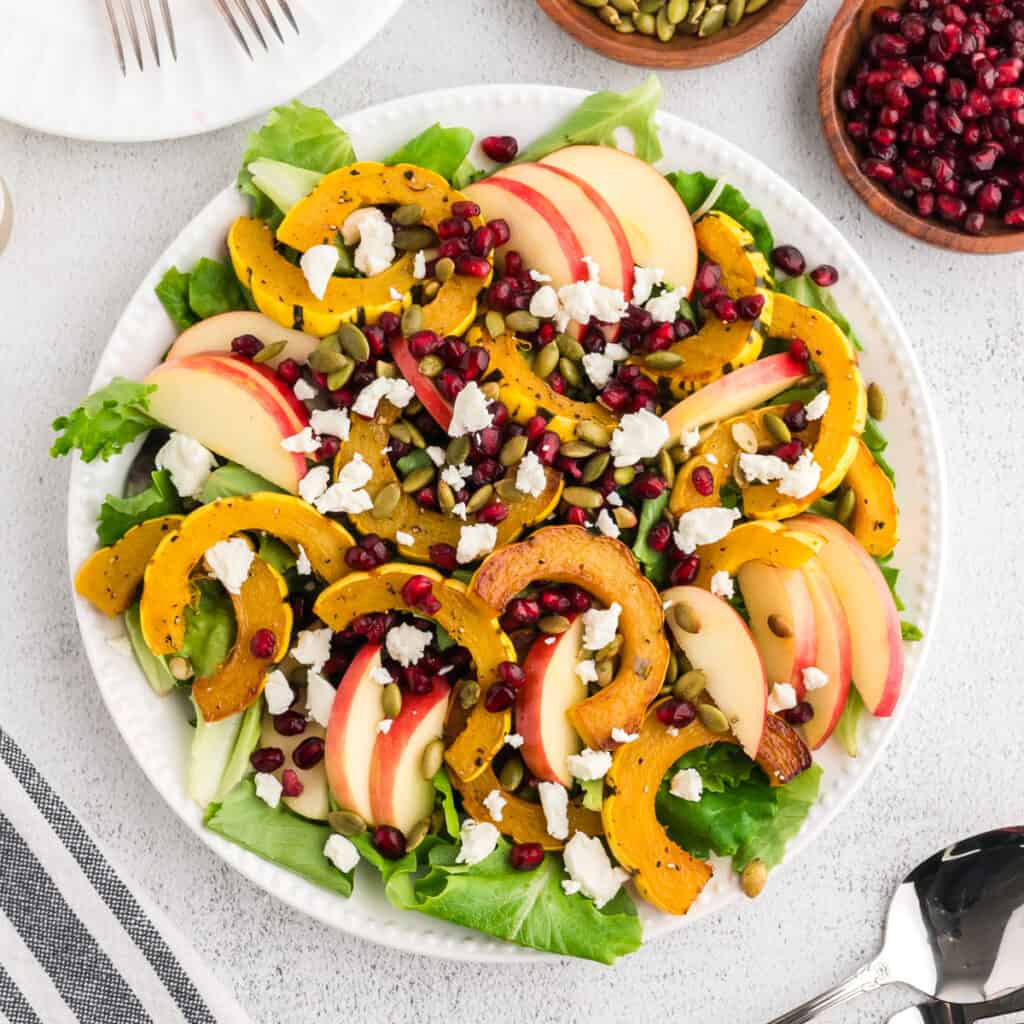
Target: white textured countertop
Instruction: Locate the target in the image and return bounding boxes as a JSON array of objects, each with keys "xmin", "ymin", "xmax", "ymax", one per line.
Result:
[{"xmin": 1, "ymin": 0, "xmax": 1021, "ymax": 1020}]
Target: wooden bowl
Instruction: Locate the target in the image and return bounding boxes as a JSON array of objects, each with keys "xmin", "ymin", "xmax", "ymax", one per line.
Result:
[
  {"xmin": 819, "ymin": 0, "xmax": 1024, "ymax": 253},
  {"xmin": 536, "ymin": 0, "xmax": 809, "ymax": 70}
]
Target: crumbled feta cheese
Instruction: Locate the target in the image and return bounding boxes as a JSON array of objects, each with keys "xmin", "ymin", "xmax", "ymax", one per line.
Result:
[
  {"xmin": 305, "ymin": 670, "xmax": 335, "ymax": 727},
  {"xmin": 576, "ymin": 659, "xmax": 598, "ymax": 684},
  {"xmin": 604, "ymin": 342, "xmax": 629, "ymax": 362},
  {"xmin": 451, "ymin": 502, "xmax": 468, "ymax": 520},
  {"xmin": 803, "ymin": 666, "xmax": 829, "ymax": 692},
  {"xmin": 298, "ymin": 465, "xmax": 331, "ymax": 505},
  {"xmin": 448, "ymin": 381, "xmax": 493, "ymax": 437},
  {"xmin": 567, "ymin": 748, "xmax": 612, "ymax": 781},
  {"xmin": 679, "ymin": 427, "xmax": 701, "ymax": 455},
  {"xmin": 667, "ymin": 726, "xmax": 679, "ymax": 737},
  {"xmin": 204, "ymin": 538, "xmax": 254, "ymax": 595},
  {"xmin": 376, "ymin": 718, "xmax": 393, "ymax": 734},
  {"xmin": 456, "ymin": 523, "xmax": 498, "ymax": 564},
  {"xmin": 563, "ymin": 832, "xmax": 629, "ymax": 909},
  {"xmin": 706, "ymin": 453, "xmax": 719, "ymax": 466},
  {"xmin": 553, "ymin": 257, "xmax": 628, "ymax": 332},
  {"xmin": 389, "ymin": 287, "xmax": 403, "ymax": 301},
  {"xmin": 582, "ymin": 351, "xmax": 614, "ymax": 389},
  {"xmin": 426, "ymin": 446, "xmax": 446, "ymax": 466},
  {"xmin": 529, "ymin": 285, "xmax": 560, "ymax": 320},
  {"xmin": 300, "ymin": 244, "xmax": 338, "ymax": 301},
  {"xmin": 582, "ymin": 256, "xmax": 600, "ymax": 282},
  {"xmin": 310, "ymin": 407, "xmax": 351, "ymax": 441},
  {"xmin": 595, "ymin": 508, "xmax": 620, "ymax": 539},
  {"xmin": 768, "ymin": 682, "xmax": 799, "ymax": 713},
  {"xmin": 385, "ymin": 623, "xmax": 431, "ymax": 667},
  {"xmin": 777, "ymin": 451, "xmax": 822, "ymax": 499},
  {"xmin": 254, "ymin": 772, "xmax": 282, "ymax": 808},
  {"xmin": 645, "ymin": 286, "xmax": 688, "ymax": 323},
  {"xmin": 611, "ymin": 727, "xmax": 639, "ymax": 744},
  {"xmin": 455, "ymin": 819, "xmax": 500, "ymax": 865},
  {"xmin": 323, "ymin": 833, "xmax": 359, "ymax": 873},
  {"xmin": 369, "ymin": 665, "xmax": 393, "ymax": 686},
  {"xmin": 341, "ymin": 207, "xmax": 395, "ymax": 277},
  {"xmin": 582, "ymin": 602, "xmax": 621, "ymax": 651},
  {"xmin": 738, "ymin": 452, "xmax": 787, "ymax": 484},
  {"xmin": 504, "ymin": 733, "xmax": 524, "ymax": 749},
  {"xmin": 610, "ymin": 408, "xmax": 669, "ymax": 467},
  {"xmin": 562, "ymin": 879, "xmax": 582, "ymax": 896},
  {"xmin": 314, "ymin": 453, "xmax": 373, "ymax": 515},
  {"xmin": 804, "ymin": 391, "xmax": 830, "ymax": 421},
  {"xmin": 529, "ymin": 269, "xmax": 552, "ymax": 283},
  {"xmin": 413, "ymin": 250, "xmax": 427, "ymax": 280},
  {"xmin": 155, "ymin": 433, "xmax": 216, "ymax": 498},
  {"xmin": 263, "ymin": 670, "xmax": 294, "ymax": 715},
  {"xmin": 606, "ymin": 491, "xmax": 623, "ymax": 507},
  {"xmin": 710, "ymin": 571, "xmax": 735, "ymax": 600},
  {"xmin": 352, "ymin": 377, "xmax": 415, "ymax": 419},
  {"xmin": 669, "ymin": 767, "xmax": 704, "ymax": 802},
  {"xmin": 673, "ymin": 506, "xmax": 741, "ymax": 555},
  {"xmin": 281, "ymin": 427, "xmax": 320, "ymax": 454},
  {"xmin": 395, "ymin": 530, "xmax": 415, "ymax": 546},
  {"xmin": 515, "ymin": 451, "xmax": 546, "ymax": 497},
  {"xmin": 632, "ymin": 265, "xmax": 665, "ymax": 305},
  {"xmin": 544, "ymin": 636, "xmax": 556, "ymax": 646},
  {"xmin": 441, "ymin": 462, "xmax": 472, "ymax": 489},
  {"xmin": 482, "ymin": 789, "xmax": 507, "ymax": 822},
  {"xmin": 538, "ymin": 782, "xmax": 569, "ymax": 840},
  {"xmin": 295, "ymin": 545, "xmax": 312, "ymax": 576},
  {"xmin": 293, "ymin": 627, "xmax": 332, "ymax": 673},
  {"xmin": 293, "ymin": 378, "xmax": 317, "ymax": 401}
]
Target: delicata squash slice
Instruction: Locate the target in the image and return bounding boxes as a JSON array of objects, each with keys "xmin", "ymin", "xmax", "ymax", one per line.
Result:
[
  {"xmin": 140, "ymin": 494, "xmax": 354, "ymax": 655},
  {"xmin": 692, "ymin": 521, "xmax": 822, "ymax": 590},
  {"xmin": 842, "ymin": 439, "xmax": 900, "ymax": 557},
  {"xmin": 337, "ymin": 402, "xmax": 563, "ymax": 561},
  {"xmin": 313, "ymin": 564, "xmax": 515, "ymax": 782},
  {"xmin": 470, "ymin": 526, "xmax": 670, "ymax": 751}
]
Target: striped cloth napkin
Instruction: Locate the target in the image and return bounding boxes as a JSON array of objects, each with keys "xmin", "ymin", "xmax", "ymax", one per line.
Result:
[{"xmin": 0, "ymin": 726, "xmax": 251, "ymax": 1024}]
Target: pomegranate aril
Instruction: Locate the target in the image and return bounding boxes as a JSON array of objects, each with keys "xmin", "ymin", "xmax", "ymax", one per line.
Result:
[
  {"xmin": 964, "ymin": 210, "xmax": 987, "ymax": 232},
  {"xmin": 774, "ymin": 439, "xmax": 805, "ymax": 463},
  {"xmin": 250, "ymin": 747, "xmax": 285, "ymax": 772},
  {"xmin": 249, "ymin": 628, "xmax": 277, "ymax": 659},
  {"xmin": 373, "ymin": 825, "xmax": 407, "ymax": 860},
  {"xmin": 230, "ymin": 334, "xmax": 263, "ymax": 358},
  {"xmin": 656, "ymin": 699, "xmax": 697, "ymax": 727},
  {"xmin": 293, "ymin": 736, "xmax": 325, "ymax": 769},
  {"xmin": 632, "ymin": 473, "xmax": 667, "ymax": 500},
  {"xmin": 809, "ymin": 264, "xmax": 839, "ymax": 287},
  {"xmin": 783, "ymin": 702, "xmax": 815, "ymax": 726},
  {"xmin": 783, "ymin": 401, "xmax": 808, "ymax": 432},
  {"xmin": 770, "ymin": 244, "xmax": 806, "ymax": 275},
  {"xmin": 451, "ymin": 200, "xmax": 480, "ymax": 219},
  {"xmin": 470, "ymin": 225, "xmax": 495, "ymax": 257},
  {"xmin": 456, "ymin": 255, "xmax": 491, "ymax": 278},
  {"xmin": 647, "ymin": 521, "xmax": 672, "ymax": 552},
  {"xmin": 402, "ymin": 574, "xmax": 435, "ymax": 609},
  {"xmin": 993, "ymin": 86, "xmax": 1024, "ymax": 107},
  {"xmin": 484, "ymin": 682, "xmax": 516, "ymax": 713},
  {"xmin": 535, "ymin": 431, "xmax": 561, "ymax": 466},
  {"xmin": 277, "ymin": 359, "xmax": 302, "ymax": 386},
  {"xmin": 481, "ymin": 135, "xmax": 519, "ymax": 163},
  {"xmin": 691, "ymin": 465, "xmax": 715, "ymax": 496},
  {"xmin": 1005, "ymin": 205, "xmax": 1024, "ymax": 225},
  {"xmin": 862, "ymin": 156, "xmax": 897, "ymax": 181},
  {"xmin": 509, "ymin": 842, "xmax": 545, "ymax": 871},
  {"xmin": 488, "ymin": 218, "xmax": 511, "ymax": 247},
  {"xmin": 736, "ymin": 293, "xmax": 766, "ymax": 320},
  {"xmin": 937, "ymin": 193, "xmax": 968, "ymax": 221},
  {"xmin": 669, "ymin": 555, "xmax": 700, "ymax": 586},
  {"xmin": 789, "ymin": 338, "xmax": 811, "ymax": 363},
  {"xmin": 281, "ymin": 769, "xmax": 303, "ymax": 798},
  {"xmin": 477, "ymin": 501, "xmax": 509, "ymax": 525},
  {"xmin": 408, "ymin": 330, "xmax": 441, "ymax": 358},
  {"xmin": 694, "ymin": 260, "xmax": 723, "ymax": 294},
  {"xmin": 499, "ymin": 662, "xmax": 527, "ymax": 689}
]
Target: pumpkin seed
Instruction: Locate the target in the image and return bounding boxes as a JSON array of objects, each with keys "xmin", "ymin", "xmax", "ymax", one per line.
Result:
[
  {"xmin": 421, "ymin": 738, "xmax": 445, "ymax": 780},
  {"xmin": 539, "ymin": 615, "xmax": 571, "ymax": 635},
  {"xmin": 669, "ymin": 444, "xmax": 691, "ymax": 465},
  {"xmin": 372, "ymin": 482, "xmax": 402, "ymax": 519},
  {"xmin": 579, "ymin": 0, "xmax": 606, "ymax": 7},
  {"xmin": 562, "ymin": 440, "xmax": 596, "ymax": 459},
  {"xmin": 732, "ymin": 450, "xmax": 750, "ymax": 486},
  {"xmin": 494, "ymin": 478, "xmax": 525, "ymax": 503},
  {"xmin": 338, "ymin": 322, "xmax": 371, "ymax": 363},
  {"xmin": 598, "ymin": 4, "xmax": 622, "ymax": 25},
  {"xmin": 506, "ymin": 310, "xmax": 540, "ymax": 333},
  {"xmin": 613, "ymin": 465, "xmax": 636, "ymax": 486},
  {"xmin": 615, "ymin": 15, "xmax": 636, "ymax": 29},
  {"xmin": 481, "ymin": 381, "xmax": 501, "ymax": 401},
  {"xmin": 401, "ymin": 304, "xmax": 423, "ymax": 335},
  {"xmin": 667, "ymin": 0, "xmax": 689, "ymax": 20},
  {"xmin": 577, "ymin": 419, "xmax": 612, "ymax": 448},
  {"xmin": 582, "ymin": 451, "xmax": 611, "ymax": 483},
  {"xmin": 658, "ymin": 447, "xmax": 676, "ymax": 486},
  {"xmin": 168, "ymin": 656, "xmax": 193, "ymax": 681},
  {"xmin": 393, "ymin": 226, "xmax": 438, "ymax": 252},
  {"xmin": 559, "ymin": 357, "xmax": 583, "ymax": 389},
  {"xmin": 667, "ymin": 651, "xmax": 679, "ymax": 683},
  {"xmin": 375, "ymin": 360, "xmax": 397, "ymax": 379},
  {"xmin": 485, "ymin": 310, "xmax": 506, "ymax": 338},
  {"xmin": 655, "ymin": 5, "xmax": 676, "ymax": 38},
  {"xmin": 401, "ymin": 465, "xmax": 435, "ymax": 493},
  {"xmin": 418, "ymin": 354, "xmax": 444, "ymax": 378},
  {"xmin": 309, "ymin": 346, "xmax": 347, "ymax": 374},
  {"xmin": 726, "ymin": 0, "xmax": 746, "ymax": 23},
  {"xmin": 446, "ymin": 435, "xmax": 471, "ymax": 466},
  {"xmin": 563, "ymin": 486, "xmax": 605, "ymax": 509},
  {"xmin": 499, "ymin": 756, "xmax": 525, "ymax": 791},
  {"xmin": 633, "ymin": 11, "xmax": 656, "ymax": 33},
  {"xmin": 698, "ymin": 702, "xmax": 730, "ymax": 733},
  {"xmin": 466, "ymin": 484, "xmax": 495, "ymax": 514},
  {"xmin": 382, "ymin": 683, "xmax": 403, "ymax": 719},
  {"xmin": 406, "ymin": 817, "xmax": 431, "ymax": 852},
  {"xmin": 556, "ymin": 334, "xmax": 586, "ymax": 361},
  {"xmin": 638, "ymin": 0, "xmax": 662, "ymax": 10},
  {"xmin": 327, "ymin": 360, "xmax": 355, "ymax": 390},
  {"xmin": 500, "ymin": 435, "xmax": 529, "ymax": 467},
  {"xmin": 423, "ymin": 280, "xmax": 441, "ymax": 300},
  {"xmin": 685, "ymin": 0, "xmax": 706, "ymax": 21},
  {"xmin": 763, "ymin": 412, "xmax": 791, "ymax": 444},
  {"xmin": 836, "ymin": 487, "xmax": 856, "ymax": 525},
  {"xmin": 534, "ymin": 343, "xmax": 560, "ymax": 379},
  {"xmin": 595, "ymin": 659, "xmax": 615, "ymax": 687},
  {"xmin": 698, "ymin": 3, "xmax": 727, "ymax": 34},
  {"xmin": 673, "ymin": 668, "xmax": 707, "ymax": 701},
  {"xmin": 328, "ymin": 810, "xmax": 367, "ymax": 837},
  {"xmin": 405, "ymin": 419, "xmax": 427, "ymax": 449},
  {"xmin": 610, "ymin": 0, "xmax": 637, "ymax": 10},
  {"xmin": 644, "ymin": 350, "xmax": 684, "ymax": 370},
  {"xmin": 437, "ymin": 479, "xmax": 456, "ymax": 514},
  {"xmin": 613, "ymin": 506, "xmax": 638, "ymax": 530},
  {"xmin": 767, "ymin": 613, "xmax": 793, "ymax": 638},
  {"xmin": 392, "ymin": 203, "xmax": 423, "ymax": 227},
  {"xmin": 388, "ymin": 420, "xmax": 412, "ymax": 444},
  {"xmin": 744, "ymin": 0, "xmax": 770, "ymax": 12},
  {"xmin": 741, "ymin": 859, "xmax": 768, "ymax": 899},
  {"xmin": 253, "ymin": 339, "xmax": 287, "ymax": 364},
  {"xmin": 435, "ymin": 257, "xmax": 455, "ymax": 283},
  {"xmin": 597, "ymin": 633, "xmax": 623, "ymax": 662},
  {"xmin": 673, "ymin": 602, "xmax": 702, "ymax": 634},
  {"xmin": 731, "ymin": 422, "xmax": 758, "ymax": 453},
  {"xmin": 867, "ymin": 382, "xmax": 887, "ymax": 421},
  {"xmin": 458, "ymin": 679, "xmax": 480, "ymax": 709},
  {"xmin": 407, "ymin": 398, "xmax": 423, "ymax": 416}
]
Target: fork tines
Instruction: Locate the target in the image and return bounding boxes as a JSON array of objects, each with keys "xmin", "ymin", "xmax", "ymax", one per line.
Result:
[
  {"xmin": 105, "ymin": 0, "xmax": 177, "ymax": 75},
  {"xmin": 213, "ymin": 0, "xmax": 299, "ymax": 60}
]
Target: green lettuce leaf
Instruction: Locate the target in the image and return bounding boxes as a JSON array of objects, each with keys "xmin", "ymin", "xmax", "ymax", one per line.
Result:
[
  {"xmin": 155, "ymin": 267, "xmax": 197, "ymax": 330},
  {"xmin": 180, "ymin": 580, "xmax": 236, "ymax": 679},
  {"xmin": 433, "ymin": 768, "xmax": 461, "ymax": 840},
  {"xmin": 124, "ymin": 603, "xmax": 177, "ymax": 696},
  {"xmin": 834, "ymin": 688, "xmax": 865, "ymax": 758},
  {"xmin": 386, "ymin": 123, "xmax": 476, "ymax": 182},
  {"xmin": 51, "ymin": 378, "xmax": 157, "ymax": 463},
  {"xmin": 901, "ymin": 621, "xmax": 923, "ymax": 641},
  {"xmin": 257, "ymin": 536, "xmax": 297, "ymax": 577},
  {"xmin": 516, "ymin": 75, "xmax": 664, "ymax": 165},
  {"xmin": 862, "ymin": 416, "xmax": 896, "ymax": 483},
  {"xmin": 246, "ymin": 158, "xmax": 324, "ymax": 216},
  {"xmin": 205, "ymin": 780, "xmax": 353, "ymax": 897},
  {"xmin": 633, "ymin": 492, "xmax": 670, "ymax": 585},
  {"xmin": 96, "ymin": 470, "xmax": 181, "ymax": 547},
  {"xmin": 201, "ymin": 463, "xmax": 283, "ymax": 502},
  {"xmin": 665, "ymin": 170, "xmax": 775, "ymax": 259},
  {"xmin": 777, "ymin": 274, "xmax": 863, "ymax": 352},
  {"xmin": 733, "ymin": 763, "xmax": 822, "ymax": 871},
  {"xmin": 580, "ymin": 778, "xmax": 604, "ymax": 812},
  {"xmin": 188, "ymin": 258, "xmax": 249, "ymax": 319}
]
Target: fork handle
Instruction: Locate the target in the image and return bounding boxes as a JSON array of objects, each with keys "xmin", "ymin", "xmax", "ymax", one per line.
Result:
[{"xmin": 767, "ymin": 956, "xmax": 892, "ymax": 1024}]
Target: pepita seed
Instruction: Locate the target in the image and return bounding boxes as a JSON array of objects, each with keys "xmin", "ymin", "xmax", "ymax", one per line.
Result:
[
  {"xmin": 644, "ymin": 350, "xmax": 684, "ymax": 370},
  {"xmin": 375, "ymin": 360, "xmax": 397, "ymax": 379},
  {"xmin": 613, "ymin": 465, "xmax": 636, "ymax": 486},
  {"xmin": 481, "ymin": 381, "xmax": 501, "ymax": 401},
  {"xmin": 673, "ymin": 668, "xmax": 707, "ymax": 701},
  {"xmin": 634, "ymin": 11, "xmax": 656, "ymax": 32},
  {"xmin": 406, "ymin": 817, "xmax": 431, "ymax": 852},
  {"xmin": 582, "ymin": 451, "xmax": 611, "ymax": 483},
  {"xmin": 598, "ymin": 4, "xmax": 622, "ymax": 25},
  {"xmin": 393, "ymin": 226, "xmax": 438, "ymax": 252},
  {"xmin": 615, "ymin": 15, "xmax": 636, "ymax": 29},
  {"xmin": 423, "ymin": 280, "xmax": 441, "ymax": 300},
  {"xmin": 732, "ymin": 450, "xmax": 750, "ymax": 486},
  {"xmin": 741, "ymin": 859, "xmax": 768, "ymax": 899},
  {"xmin": 638, "ymin": 0, "xmax": 662, "ymax": 10},
  {"xmin": 562, "ymin": 440, "xmax": 596, "ymax": 459},
  {"xmin": 667, "ymin": 651, "xmax": 679, "ymax": 683},
  {"xmin": 327, "ymin": 360, "xmax": 354, "ymax": 390},
  {"xmin": 457, "ymin": 679, "xmax": 480, "ymax": 709},
  {"xmin": 744, "ymin": 0, "xmax": 770, "ymax": 12},
  {"xmin": 506, "ymin": 310, "xmax": 540, "ymax": 334},
  {"xmin": 401, "ymin": 304, "xmax": 423, "ymax": 335},
  {"xmin": 667, "ymin": 0, "xmax": 689, "ymax": 20},
  {"xmin": 253, "ymin": 339, "xmax": 287, "ymax": 364},
  {"xmin": 539, "ymin": 614, "xmax": 571, "ymax": 635},
  {"xmin": 499, "ymin": 435, "xmax": 529, "ymax": 467},
  {"xmin": 446, "ymin": 435, "xmax": 471, "ymax": 466},
  {"xmin": 726, "ymin": 0, "xmax": 746, "ymax": 24},
  {"xmin": 421, "ymin": 738, "xmax": 445, "ymax": 780},
  {"xmin": 405, "ymin": 419, "xmax": 427, "ymax": 449},
  {"xmin": 595, "ymin": 659, "xmax": 615, "ymax": 687},
  {"xmin": 669, "ymin": 444, "xmax": 691, "ymax": 465},
  {"xmin": 613, "ymin": 506, "xmax": 638, "ymax": 530},
  {"xmin": 466, "ymin": 484, "xmax": 494, "ymax": 514},
  {"xmin": 698, "ymin": 702, "xmax": 730, "ymax": 733},
  {"xmin": 731, "ymin": 422, "xmax": 759, "ymax": 453},
  {"xmin": 767, "ymin": 613, "xmax": 793, "ymax": 638},
  {"xmin": 382, "ymin": 683, "xmax": 403, "ymax": 719},
  {"xmin": 328, "ymin": 810, "xmax": 367, "ymax": 837},
  {"xmin": 388, "ymin": 421, "xmax": 412, "ymax": 444},
  {"xmin": 499, "ymin": 756, "xmax": 525, "ymax": 791},
  {"xmin": 655, "ymin": 5, "xmax": 677, "ymax": 39},
  {"xmin": 309, "ymin": 347, "xmax": 347, "ymax": 374},
  {"xmin": 485, "ymin": 310, "xmax": 506, "ymax": 338},
  {"xmin": 580, "ymin": 0, "xmax": 606, "ymax": 7},
  {"xmin": 610, "ymin": 0, "xmax": 637, "ymax": 11},
  {"xmin": 763, "ymin": 412, "xmax": 791, "ymax": 444},
  {"xmin": 392, "ymin": 203, "xmax": 423, "ymax": 227},
  {"xmin": 673, "ymin": 602, "xmax": 702, "ymax": 635},
  {"xmin": 698, "ymin": 3, "xmax": 727, "ymax": 35},
  {"xmin": 494, "ymin": 478, "xmax": 525, "ymax": 503},
  {"xmin": 418, "ymin": 354, "xmax": 444, "ymax": 378},
  {"xmin": 559, "ymin": 357, "xmax": 583, "ymax": 389},
  {"xmin": 534, "ymin": 343, "xmax": 560, "ymax": 379},
  {"xmin": 437, "ymin": 480, "xmax": 456, "ymax": 513},
  {"xmin": 597, "ymin": 633, "xmax": 624, "ymax": 662},
  {"xmin": 836, "ymin": 487, "xmax": 856, "ymax": 525},
  {"xmin": 658, "ymin": 447, "xmax": 676, "ymax": 486},
  {"xmin": 372, "ymin": 482, "xmax": 402, "ymax": 519},
  {"xmin": 563, "ymin": 486, "xmax": 605, "ymax": 509},
  {"xmin": 401, "ymin": 465, "xmax": 435, "ymax": 493},
  {"xmin": 556, "ymin": 334, "xmax": 586, "ymax": 361},
  {"xmin": 577, "ymin": 419, "xmax": 612, "ymax": 448},
  {"xmin": 168, "ymin": 656, "xmax": 193, "ymax": 681},
  {"xmin": 686, "ymin": 0, "xmax": 707, "ymax": 21},
  {"xmin": 407, "ymin": 398, "xmax": 423, "ymax": 416},
  {"xmin": 435, "ymin": 257, "xmax": 455, "ymax": 283},
  {"xmin": 339, "ymin": 322, "xmax": 371, "ymax": 363},
  {"xmin": 867, "ymin": 382, "xmax": 887, "ymax": 421}
]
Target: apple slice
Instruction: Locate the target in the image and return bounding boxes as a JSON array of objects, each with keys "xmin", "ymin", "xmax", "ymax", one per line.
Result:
[
  {"xmin": 661, "ymin": 352, "xmax": 809, "ymax": 444},
  {"xmin": 260, "ymin": 693, "xmax": 328, "ymax": 820},
  {"xmin": 144, "ymin": 352, "xmax": 309, "ymax": 493},
  {"xmin": 167, "ymin": 311, "xmax": 319, "ymax": 367},
  {"xmin": 540, "ymin": 145, "xmax": 698, "ymax": 292},
  {"xmin": 738, "ymin": 560, "xmax": 818, "ymax": 696},
  {"xmin": 516, "ymin": 614, "xmax": 587, "ymax": 786},
  {"xmin": 790, "ymin": 515, "xmax": 903, "ymax": 717},
  {"xmin": 798, "ymin": 559, "xmax": 852, "ymax": 749},
  {"xmin": 389, "ymin": 334, "xmax": 453, "ymax": 430},
  {"xmin": 325, "ymin": 643, "xmax": 386, "ymax": 824},
  {"xmin": 662, "ymin": 585, "xmax": 767, "ymax": 757},
  {"xmin": 369, "ymin": 680, "xmax": 451, "ymax": 834}
]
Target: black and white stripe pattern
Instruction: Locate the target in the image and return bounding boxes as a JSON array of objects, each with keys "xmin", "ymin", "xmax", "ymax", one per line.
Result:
[{"xmin": 0, "ymin": 727, "xmax": 249, "ymax": 1024}]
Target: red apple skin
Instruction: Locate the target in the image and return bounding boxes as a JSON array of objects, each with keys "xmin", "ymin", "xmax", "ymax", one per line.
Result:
[
  {"xmin": 799, "ymin": 559, "xmax": 853, "ymax": 750},
  {"xmin": 167, "ymin": 311, "xmax": 319, "ymax": 367},
  {"xmin": 516, "ymin": 615, "xmax": 586, "ymax": 787},
  {"xmin": 791, "ymin": 515, "xmax": 904, "ymax": 717},
  {"xmin": 389, "ymin": 334, "xmax": 453, "ymax": 430}
]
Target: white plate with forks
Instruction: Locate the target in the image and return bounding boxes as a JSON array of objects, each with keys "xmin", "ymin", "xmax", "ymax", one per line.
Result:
[{"xmin": 0, "ymin": 0, "xmax": 405, "ymax": 142}]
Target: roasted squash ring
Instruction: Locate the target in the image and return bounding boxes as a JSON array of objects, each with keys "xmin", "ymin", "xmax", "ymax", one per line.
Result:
[
  {"xmin": 842, "ymin": 439, "xmax": 900, "ymax": 557},
  {"xmin": 470, "ymin": 526, "xmax": 670, "ymax": 751},
  {"xmin": 75, "ymin": 515, "xmax": 183, "ymax": 618},
  {"xmin": 140, "ymin": 494, "xmax": 354, "ymax": 655},
  {"xmin": 313, "ymin": 564, "xmax": 515, "ymax": 782},
  {"xmin": 692, "ymin": 521, "xmax": 822, "ymax": 590}
]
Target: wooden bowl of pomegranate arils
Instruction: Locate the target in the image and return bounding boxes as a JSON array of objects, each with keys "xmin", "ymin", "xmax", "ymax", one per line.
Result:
[{"xmin": 819, "ymin": 0, "xmax": 1024, "ymax": 252}]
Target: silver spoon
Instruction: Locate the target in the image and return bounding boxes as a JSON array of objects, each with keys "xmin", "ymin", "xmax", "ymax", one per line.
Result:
[
  {"xmin": 888, "ymin": 985, "xmax": 1024, "ymax": 1024},
  {"xmin": 769, "ymin": 828, "xmax": 1024, "ymax": 1024}
]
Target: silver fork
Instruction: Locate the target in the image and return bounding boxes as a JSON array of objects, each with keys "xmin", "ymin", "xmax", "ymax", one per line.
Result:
[
  {"xmin": 104, "ymin": 0, "xmax": 177, "ymax": 75},
  {"xmin": 212, "ymin": 0, "xmax": 299, "ymax": 59}
]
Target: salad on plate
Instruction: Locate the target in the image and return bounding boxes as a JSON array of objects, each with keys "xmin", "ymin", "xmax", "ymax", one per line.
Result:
[{"xmin": 55, "ymin": 77, "xmax": 921, "ymax": 964}]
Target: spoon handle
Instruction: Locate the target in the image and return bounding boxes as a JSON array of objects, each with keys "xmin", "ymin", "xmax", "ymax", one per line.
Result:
[{"xmin": 767, "ymin": 956, "xmax": 891, "ymax": 1024}]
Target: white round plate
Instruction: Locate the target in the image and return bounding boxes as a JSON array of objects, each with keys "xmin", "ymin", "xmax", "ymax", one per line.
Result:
[
  {"xmin": 68, "ymin": 84, "xmax": 947, "ymax": 962},
  {"xmin": 0, "ymin": 0, "xmax": 404, "ymax": 142}
]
